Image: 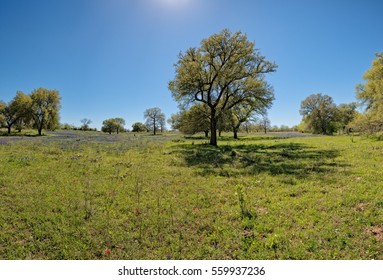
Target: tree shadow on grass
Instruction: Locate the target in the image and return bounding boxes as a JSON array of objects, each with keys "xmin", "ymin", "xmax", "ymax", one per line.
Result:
[
  {"xmin": 184, "ymin": 135, "xmax": 291, "ymax": 142},
  {"xmin": 184, "ymin": 132, "xmax": 322, "ymax": 142},
  {"xmin": 172, "ymin": 142, "xmax": 349, "ymax": 178},
  {"xmin": 0, "ymin": 132, "xmax": 42, "ymax": 137}
]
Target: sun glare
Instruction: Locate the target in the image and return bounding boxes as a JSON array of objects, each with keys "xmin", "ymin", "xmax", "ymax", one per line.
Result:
[{"xmin": 155, "ymin": 0, "xmax": 191, "ymax": 8}]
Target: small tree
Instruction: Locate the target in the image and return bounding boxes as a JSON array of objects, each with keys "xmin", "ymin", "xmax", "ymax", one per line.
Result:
[
  {"xmin": 158, "ymin": 114, "xmax": 166, "ymax": 133},
  {"xmin": 167, "ymin": 114, "xmax": 181, "ymax": 131},
  {"xmin": 2, "ymin": 99, "xmax": 18, "ymax": 134},
  {"xmin": 176, "ymin": 104, "xmax": 210, "ymax": 137},
  {"xmin": 144, "ymin": 107, "xmax": 165, "ymax": 135},
  {"xmin": 259, "ymin": 114, "xmax": 271, "ymax": 134},
  {"xmin": 101, "ymin": 118, "xmax": 125, "ymax": 134},
  {"xmin": 132, "ymin": 122, "xmax": 147, "ymax": 132},
  {"xmin": 300, "ymin": 93, "xmax": 338, "ymax": 135},
  {"xmin": 101, "ymin": 119, "xmax": 116, "ymax": 134},
  {"xmin": 29, "ymin": 88, "xmax": 61, "ymax": 136},
  {"xmin": 1, "ymin": 91, "xmax": 32, "ymax": 134},
  {"xmin": 242, "ymin": 120, "xmax": 253, "ymax": 133},
  {"xmin": 113, "ymin": 118, "xmax": 125, "ymax": 134},
  {"xmin": 229, "ymin": 99, "xmax": 268, "ymax": 139},
  {"xmin": 62, "ymin": 123, "xmax": 75, "ymax": 130},
  {"xmin": 80, "ymin": 118, "xmax": 92, "ymax": 131},
  {"xmin": 336, "ymin": 103, "xmax": 358, "ymax": 133},
  {"xmin": 216, "ymin": 110, "xmax": 232, "ymax": 137}
]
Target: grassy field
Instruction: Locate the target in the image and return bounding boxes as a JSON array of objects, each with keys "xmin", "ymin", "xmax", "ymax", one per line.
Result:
[{"xmin": 1, "ymin": 130, "xmax": 383, "ymax": 260}]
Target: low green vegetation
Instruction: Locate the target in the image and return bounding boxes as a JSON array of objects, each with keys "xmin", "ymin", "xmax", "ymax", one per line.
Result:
[{"xmin": 0, "ymin": 131, "xmax": 383, "ymax": 259}]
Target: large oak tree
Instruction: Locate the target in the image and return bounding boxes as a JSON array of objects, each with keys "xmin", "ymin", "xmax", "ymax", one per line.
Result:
[
  {"xmin": 169, "ymin": 29, "xmax": 277, "ymax": 146},
  {"xmin": 169, "ymin": 29, "xmax": 276, "ymax": 146}
]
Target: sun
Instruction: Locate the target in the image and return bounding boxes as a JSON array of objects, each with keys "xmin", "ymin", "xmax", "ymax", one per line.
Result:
[
  {"xmin": 155, "ymin": 0, "xmax": 190, "ymax": 8},
  {"xmin": 141, "ymin": 0, "xmax": 193, "ymax": 16}
]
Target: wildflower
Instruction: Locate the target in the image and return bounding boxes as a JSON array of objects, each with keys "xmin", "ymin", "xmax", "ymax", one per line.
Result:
[{"xmin": 105, "ymin": 248, "xmax": 111, "ymax": 255}]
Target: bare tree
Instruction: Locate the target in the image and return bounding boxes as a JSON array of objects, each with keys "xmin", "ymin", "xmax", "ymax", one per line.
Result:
[
  {"xmin": 80, "ymin": 118, "xmax": 92, "ymax": 131},
  {"xmin": 144, "ymin": 107, "xmax": 165, "ymax": 135},
  {"xmin": 259, "ymin": 114, "xmax": 271, "ymax": 134}
]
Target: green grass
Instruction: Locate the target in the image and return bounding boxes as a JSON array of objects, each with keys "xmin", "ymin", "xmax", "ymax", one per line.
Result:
[
  {"xmin": 1, "ymin": 131, "xmax": 383, "ymax": 259},
  {"xmin": 0, "ymin": 129, "xmax": 43, "ymax": 137}
]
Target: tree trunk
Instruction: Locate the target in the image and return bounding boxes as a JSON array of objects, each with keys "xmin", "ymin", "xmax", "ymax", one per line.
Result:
[
  {"xmin": 36, "ymin": 117, "xmax": 44, "ymax": 136},
  {"xmin": 233, "ymin": 127, "xmax": 239, "ymax": 139},
  {"xmin": 204, "ymin": 130, "xmax": 209, "ymax": 138},
  {"xmin": 219, "ymin": 130, "xmax": 222, "ymax": 137},
  {"xmin": 209, "ymin": 109, "xmax": 217, "ymax": 146},
  {"xmin": 153, "ymin": 119, "xmax": 156, "ymax": 135},
  {"xmin": 7, "ymin": 125, "xmax": 11, "ymax": 134}
]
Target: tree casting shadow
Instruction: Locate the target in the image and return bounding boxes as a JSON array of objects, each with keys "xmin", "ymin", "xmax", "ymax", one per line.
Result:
[{"xmin": 172, "ymin": 142, "xmax": 348, "ymax": 178}]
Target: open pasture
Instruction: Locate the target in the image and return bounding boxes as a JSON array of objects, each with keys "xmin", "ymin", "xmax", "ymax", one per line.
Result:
[{"xmin": 1, "ymin": 131, "xmax": 383, "ymax": 259}]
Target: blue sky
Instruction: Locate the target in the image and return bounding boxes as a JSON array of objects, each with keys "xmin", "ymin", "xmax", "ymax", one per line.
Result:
[{"xmin": 0, "ymin": 0, "xmax": 382, "ymax": 130}]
